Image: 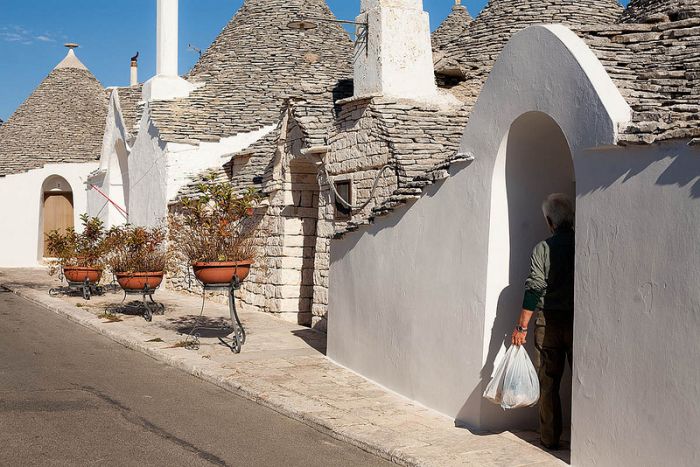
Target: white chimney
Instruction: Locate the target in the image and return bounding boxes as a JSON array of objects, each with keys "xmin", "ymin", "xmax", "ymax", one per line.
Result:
[
  {"xmin": 130, "ymin": 53, "xmax": 139, "ymax": 86},
  {"xmin": 156, "ymin": 0, "xmax": 179, "ymax": 77},
  {"xmin": 354, "ymin": 0, "xmax": 439, "ymax": 103},
  {"xmin": 142, "ymin": 0, "xmax": 195, "ymax": 101}
]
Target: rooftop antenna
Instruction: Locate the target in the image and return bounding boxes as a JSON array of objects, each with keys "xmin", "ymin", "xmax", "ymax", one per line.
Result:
[
  {"xmin": 287, "ymin": 16, "xmax": 368, "ymax": 46},
  {"xmin": 188, "ymin": 43, "xmax": 202, "ymax": 58}
]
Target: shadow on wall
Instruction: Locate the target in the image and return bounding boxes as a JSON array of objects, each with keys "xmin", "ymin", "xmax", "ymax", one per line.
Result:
[{"xmin": 577, "ymin": 141, "xmax": 700, "ymax": 199}]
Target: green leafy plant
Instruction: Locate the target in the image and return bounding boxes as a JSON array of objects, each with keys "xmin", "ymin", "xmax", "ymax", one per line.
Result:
[
  {"xmin": 169, "ymin": 177, "xmax": 260, "ymax": 263},
  {"xmin": 45, "ymin": 214, "xmax": 108, "ymax": 274},
  {"xmin": 103, "ymin": 224, "xmax": 170, "ymax": 273}
]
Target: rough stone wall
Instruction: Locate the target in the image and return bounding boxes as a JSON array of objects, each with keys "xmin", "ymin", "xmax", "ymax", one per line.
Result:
[
  {"xmin": 326, "ymin": 98, "xmax": 399, "ymax": 233},
  {"xmin": 620, "ymin": 0, "xmax": 700, "ymax": 23},
  {"xmin": 236, "ymin": 113, "xmax": 324, "ymax": 326},
  {"xmin": 311, "ymin": 185, "xmax": 333, "ymax": 331},
  {"xmin": 325, "ymin": 97, "xmax": 469, "ymax": 234},
  {"xmin": 0, "ymin": 67, "xmax": 107, "ymax": 176}
]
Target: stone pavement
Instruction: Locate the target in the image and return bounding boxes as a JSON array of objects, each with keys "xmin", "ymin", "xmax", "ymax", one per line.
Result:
[{"xmin": 0, "ymin": 268, "xmax": 568, "ymax": 467}]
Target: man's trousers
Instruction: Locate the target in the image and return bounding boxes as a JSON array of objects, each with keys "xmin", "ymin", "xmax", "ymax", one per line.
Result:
[{"xmin": 534, "ymin": 310, "xmax": 573, "ymax": 447}]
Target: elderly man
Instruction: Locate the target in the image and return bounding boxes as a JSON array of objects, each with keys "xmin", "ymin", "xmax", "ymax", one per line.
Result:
[{"xmin": 512, "ymin": 193, "xmax": 575, "ymax": 450}]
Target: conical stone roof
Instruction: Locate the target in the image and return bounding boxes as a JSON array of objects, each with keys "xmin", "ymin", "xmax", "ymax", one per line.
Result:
[
  {"xmin": 0, "ymin": 49, "xmax": 107, "ymax": 176},
  {"xmin": 432, "ymin": 1, "xmax": 473, "ymax": 53},
  {"xmin": 438, "ymin": 0, "xmax": 623, "ymax": 105},
  {"xmin": 149, "ymin": 0, "xmax": 353, "ymax": 144},
  {"xmin": 620, "ymin": 0, "xmax": 700, "ymax": 22}
]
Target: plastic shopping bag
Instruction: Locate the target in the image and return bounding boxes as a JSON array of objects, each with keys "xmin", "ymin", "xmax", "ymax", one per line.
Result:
[{"xmin": 483, "ymin": 345, "xmax": 540, "ymax": 409}]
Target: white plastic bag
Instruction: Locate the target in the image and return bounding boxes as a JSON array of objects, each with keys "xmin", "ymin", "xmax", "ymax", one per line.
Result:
[{"xmin": 483, "ymin": 345, "xmax": 540, "ymax": 409}]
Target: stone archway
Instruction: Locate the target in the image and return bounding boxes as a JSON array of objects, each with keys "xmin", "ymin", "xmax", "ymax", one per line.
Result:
[{"xmin": 41, "ymin": 175, "xmax": 74, "ymax": 257}]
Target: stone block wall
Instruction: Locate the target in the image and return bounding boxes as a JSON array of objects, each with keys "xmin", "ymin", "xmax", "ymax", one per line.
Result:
[{"xmin": 326, "ymin": 97, "xmax": 468, "ymax": 233}]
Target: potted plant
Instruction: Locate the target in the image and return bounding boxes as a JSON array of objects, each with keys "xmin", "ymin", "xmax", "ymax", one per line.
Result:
[
  {"xmin": 45, "ymin": 214, "xmax": 107, "ymax": 284},
  {"xmin": 169, "ymin": 177, "xmax": 260, "ymax": 286},
  {"xmin": 104, "ymin": 225, "xmax": 170, "ymax": 291}
]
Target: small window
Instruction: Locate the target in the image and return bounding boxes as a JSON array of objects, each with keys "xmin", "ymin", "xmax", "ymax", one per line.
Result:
[{"xmin": 334, "ymin": 180, "xmax": 352, "ymax": 220}]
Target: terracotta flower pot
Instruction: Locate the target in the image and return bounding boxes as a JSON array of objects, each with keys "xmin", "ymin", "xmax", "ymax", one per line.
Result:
[
  {"xmin": 192, "ymin": 260, "xmax": 253, "ymax": 285},
  {"xmin": 116, "ymin": 271, "xmax": 164, "ymax": 291},
  {"xmin": 63, "ymin": 266, "xmax": 103, "ymax": 284}
]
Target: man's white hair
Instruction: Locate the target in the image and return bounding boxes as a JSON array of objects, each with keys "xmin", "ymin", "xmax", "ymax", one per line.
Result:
[{"xmin": 542, "ymin": 193, "xmax": 575, "ymax": 229}]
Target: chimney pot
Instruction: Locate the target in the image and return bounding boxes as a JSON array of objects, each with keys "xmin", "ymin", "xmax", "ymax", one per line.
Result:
[{"xmin": 130, "ymin": 53, "xmax": 139, "ymax": 87}]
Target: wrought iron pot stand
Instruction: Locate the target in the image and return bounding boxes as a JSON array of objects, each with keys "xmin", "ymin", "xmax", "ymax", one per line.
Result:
[
  {"xmin": 185, "ymin": 276, "xmax": 246, "ymax": 354},
  {"xmin": 49, "ymin": 278, "xmax": 104, "ymax": 301},
  {"xmin": 121, "ymin": 285, "xmax": 166, "ymax": 322}
]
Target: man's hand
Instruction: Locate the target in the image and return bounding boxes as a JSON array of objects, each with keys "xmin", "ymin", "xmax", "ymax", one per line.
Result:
[
  {"xmin": 512, "ymin": 328, "xmax": 527, "ymax": 346},
  {"xmin": 513, "ymin": 309, "xmax": 533, "ymax": 346}
]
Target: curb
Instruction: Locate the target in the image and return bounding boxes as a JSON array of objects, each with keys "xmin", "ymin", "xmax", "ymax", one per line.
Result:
[{"xmin": 2, "ymin": 283, "xmax": 420, "ymax": 467}]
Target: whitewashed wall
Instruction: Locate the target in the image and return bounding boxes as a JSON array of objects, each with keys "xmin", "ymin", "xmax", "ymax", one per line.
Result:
[
  {"xmin": 330, "ymin": 23, "xmax": 699, "ymax": 466},
  {"xmin": 330, "ymin": 20, "xmax": 625, "ymax": 428},
  {"xmin": 572, "ymin": 139, "xmax": 700, "ymax": 467},
  {"xmin": 88, "ymin": 90, "xmax": 131, "ymax": 227},
  {"xmin": 127, "ymin": 107, "xmax": 168, "ymax": 227},
  {"xmin": 0, "ymin": 162, "xmax": 97, "ymax": 267},
  {"xmin": 127, "ymin": 105, "xmax": 274, "ymax": 227}
]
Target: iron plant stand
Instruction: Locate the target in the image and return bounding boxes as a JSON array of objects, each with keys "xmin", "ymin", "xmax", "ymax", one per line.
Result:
[
  {"xmin": 49, "ymin": 277, "xmax": 104, "ymax": 301},
  {"xmin": 185, "ymin": 276, "xmax": 246, "ymax": 354},
  {"xmin": 122, "ymin": 285, "xmax": 165, "ymax": 322}
]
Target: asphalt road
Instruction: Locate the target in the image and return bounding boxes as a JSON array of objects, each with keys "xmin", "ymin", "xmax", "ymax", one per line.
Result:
[{"xmin": 0, "ymin": 289, "xmax": 391, "ymax": 467}]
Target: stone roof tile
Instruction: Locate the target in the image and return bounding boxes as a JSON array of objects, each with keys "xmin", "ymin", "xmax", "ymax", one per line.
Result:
[
  {"xmin": 436, "ymin": 0, "xmax": 623, "ymax": 105},
  {"xmin": 579, "ymin": 18, "xmax": 700, "ymax": 143},
  {"xmin": 0, "ymin": 49, "xmax": 107, "ymax": 176},
  {"xmin": 149, "ymin": 0, "xmax": 353, "ymax": 145},
  {"xmin": 432, "ymin": 1, "xmax": 473, "ymax": 53},
  {"xmin": 112, "ymin": 85, "xmax": 143, "ymax": 135},
  {"xmin": 620, "ymin": 0, "xmax": 700, "ymax": 23}
]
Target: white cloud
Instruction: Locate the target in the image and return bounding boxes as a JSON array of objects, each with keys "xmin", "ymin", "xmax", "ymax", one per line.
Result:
[{"xmin": 0, "ymin": 25, "xmax": 58, "ymax": 45}]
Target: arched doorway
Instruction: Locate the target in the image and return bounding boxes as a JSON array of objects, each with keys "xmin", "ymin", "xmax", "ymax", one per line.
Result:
[
  {"xmin": 41, "ymin": 175, "xmax": 74, "ymax": 257},
  {"xmin": 484, "ymin": 111, "xmax": 576, "ymax": 433}
]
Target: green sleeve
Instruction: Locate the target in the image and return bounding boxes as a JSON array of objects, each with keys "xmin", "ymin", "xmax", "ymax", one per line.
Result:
[{"xmin": 522, "ymin": 241, "xmax": 548, "ymax": 311}]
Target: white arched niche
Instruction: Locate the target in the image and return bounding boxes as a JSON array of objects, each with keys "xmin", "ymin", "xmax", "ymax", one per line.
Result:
[
  {"xmin": 458, "ymin": 24, "xmax": 632, "ymax": 369},
  {"xmin": 455, "ymin": 24, "xmax": 632, "ymax": 432}
]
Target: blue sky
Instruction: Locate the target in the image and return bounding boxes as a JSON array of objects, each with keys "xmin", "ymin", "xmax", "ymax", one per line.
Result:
[{"xmin": 0, "ymin": 0, "xmax": 629, "ymax": 121}]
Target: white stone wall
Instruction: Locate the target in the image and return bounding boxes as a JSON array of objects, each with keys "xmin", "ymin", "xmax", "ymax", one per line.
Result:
[
  {"xmin": 87, "ymin": 90, "xmax": 131, "ymax": 227},
  {"xmin": 572, "ymin": 140, "xmax": 700, "ymax": 467},
  {"xmin": 0, "ymin": 162, "xmax": 97, "ymax": 267},
  {"xmin": 128, "ymin": 107, "xmax": 168, "ymax": 227}
]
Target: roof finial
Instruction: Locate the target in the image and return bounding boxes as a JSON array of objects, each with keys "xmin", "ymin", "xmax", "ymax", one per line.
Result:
[
  {"xmin": 64, "ymin": 43, "xmax": 79, "ymax": 50},
  {"xmin": 455, "ymin": 0, "xmax": 461, "ymax": 5}
]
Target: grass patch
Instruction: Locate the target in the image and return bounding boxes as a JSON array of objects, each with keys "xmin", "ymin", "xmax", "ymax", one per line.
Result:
[
  {"xmin": 98, "ymin": 312, "xmax": 123, "ymax": 323},
  {"xmin": 167, "ymin": 340, "xmax": 190, "ymax": 349}
]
